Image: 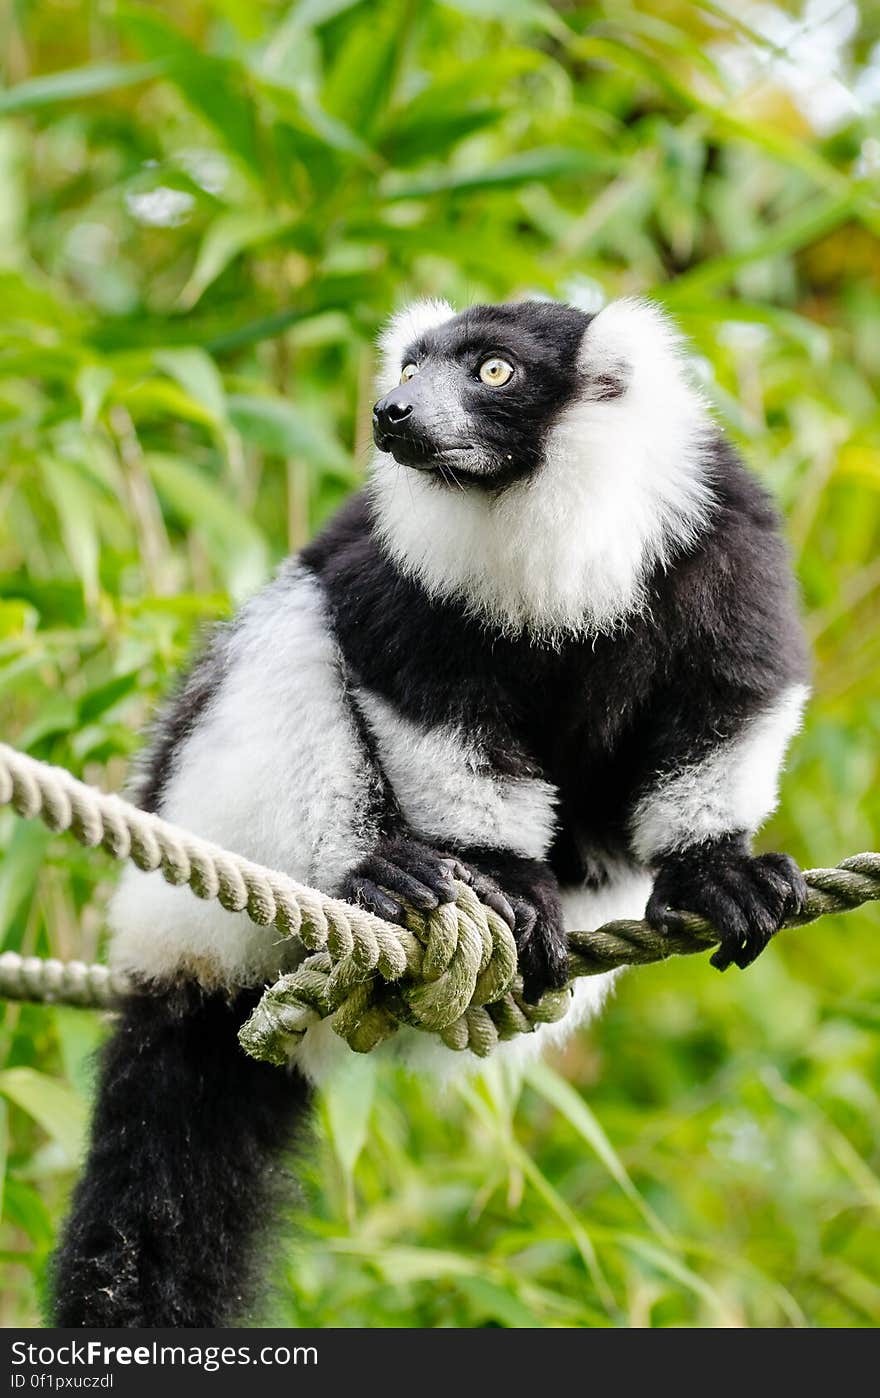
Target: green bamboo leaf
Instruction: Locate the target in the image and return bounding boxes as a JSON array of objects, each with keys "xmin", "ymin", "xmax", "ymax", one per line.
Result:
[
  {"xmin": 613, "ymin": 1233, "xmax": 733, "ymax": 1319},
  {"xmin": 330, "ymin": 1239, "xmax": 483, "ymax": 1282},
  {"xmin": 441, "ymin": 0, "xmax": 565, "ymax": 36},
  {"xmin": 0, "ymin": 270, "xmax": 83, "ymax": 333},
  {"xmin": 180, "ymin": 212, "xmax": 297, "ymax": 309},
  {"xmin": 570, "ymin": 33, "xmax": 849, "ymax": 197},
  {"xmin": 692, "ymin": 0, "xmax": 790, "ymax": 56},
  {"xmin": 673, "ymin": 300, "xmax": 833, "ymax": 361},
  {"xmin": 321, "ymin": 0, "xmax": 405, "ymax": 135},
  {"xmin": 53, "ymin": 1007, "xmax": 109, "ymax": 1103},
  {"xmin": 1, "ymin": 1179, "xmax": 54, "ymax": 1249},
  {"xmin": 380, "ymin": 50, "xmax": 548, "ymax": 167},
  {"xmin": 77, "ymin": 670, "xmax": 142, "ymax": 724},
  {"xmin": 294, "ymin": 0, "xmax": 365, "ymax": 26},
  {"xmin": 452, "ymin": 1274, "xmax": 545, "ymax": 1327},
  {"xmin": 120, "ymin": 8, "xmax": 261, "ymax": 173},
  {"xmin": 14, "ymin": 696, "xmax": 79, "ymax": 752},
  {"xmin": 383, "ymin": 146, "xmax": 617, "ymax": 200},
  {"xmin": 0, "ymin": 61, "xmax": 163, "ymax": 115},
  {"xmin": 75, "ymin": 365, "xmax": 114, "ymax": 430},
  {"xmin": 145, "ymin": 451, "xmax": 269, "ymax": 600},
  {"xmin": 458, "ymin": 1081, "xmax": 618, "ymax": 1316},
  {"xmin": 228, "ymin": 393, "xmax": 353, "ymax": 475},
  {"xmin": 382, "ymin": 108, "xmax": 502, "ymax": 167},
  {"xmin": 661, "ymin": 191, "xmax": 860, "ymax": 299},
  {"xmin": 761, "ymin": 1066, "xmax": 880, "ymax": 1211},
  {"xmin": 0, "ymin": 124, "xmax": 26, "ymax": 265},
  {"xmin": 121, "ymin": 378, "xmax": 223, "ymax": 431},
  {"xmin": 0, "ymin": 1069, "xmax": 87, "ymax": 1164},
  {"xmin": 321, "ymin": 1056, "xmax": 377, "ymax": 1183},
  {"xmin": 0, "ymin": 1099, "xmax": 7, "ymax": 1222},
  {"xmin": 382, "ymin": 47, "xmax": 542, "ymax": 134},
  {"xmin": 526, "ymin": 1061, "xmax": 673, "ymax": 1244},
  {"xmin": 0, "ymin": 824, "xmax": 51, "ymax": 949},
  {"xmin": 0, "ymin": 601, "xmax": 39, "ymax": 640},
  {"xmin": 251, "ymin": 58, "xmax": 377, "ymax": 166},
  {"xmin": 38, "ymin": 457, "xmax": 101, "ymax": 604},
  {"xmin": 153, "ymin": 348, "xmax": 227, "ymax": 426}
]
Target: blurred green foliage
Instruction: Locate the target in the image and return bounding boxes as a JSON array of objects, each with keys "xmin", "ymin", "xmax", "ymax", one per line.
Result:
[{"xmin": 1, "ymin": 0, "xmax": 879, "ymax": 1328}]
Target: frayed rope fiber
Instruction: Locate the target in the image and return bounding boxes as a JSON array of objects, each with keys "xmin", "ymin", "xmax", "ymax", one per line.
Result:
[{"xmin": 0, "ymin": 742, "xmax": 878, "ymax": 1065}]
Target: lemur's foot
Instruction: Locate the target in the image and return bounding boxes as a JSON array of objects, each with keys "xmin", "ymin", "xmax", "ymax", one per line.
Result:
[
  {"xmin": 340, "ymin": 833, "xmax": 466, "ymax": 924},
  {"xmin": 646, "ymin": 842, "xmax": 807, "ymax": 972},
  {"xmin": 469, "ymin": 863, "xmax": 568, "ymax": 1004}
]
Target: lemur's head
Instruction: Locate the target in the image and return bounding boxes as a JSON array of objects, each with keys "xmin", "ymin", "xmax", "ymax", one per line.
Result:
[
  {"xmin": 369, "ymin": 296, "xmax": 716, "ymax": 640},
  {"xmin": 373, "ymin": 301, "xmax": 604, "ymax": 489}
]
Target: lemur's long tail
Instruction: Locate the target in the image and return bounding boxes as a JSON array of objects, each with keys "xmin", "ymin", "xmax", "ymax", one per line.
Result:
[{"xmin": 52, "ymin": 985, "xmax": 311, "ymax": 1327}]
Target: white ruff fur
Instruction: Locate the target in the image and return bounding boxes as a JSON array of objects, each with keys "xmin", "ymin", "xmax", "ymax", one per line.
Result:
[
  {"xmin": 631, "ymin": 684, "xmax": 809, "ymax": 861},
  {"xmin": 110, "ymin": 566, "xmax": 378, "ymax": 988},
  {"xmin": 369, "ymin": 297, "xmax": 716, "ymax": 640},
  {"xmin": 355, "ymin": 688, "xmax": 557, "ymax": 860},
  {"xmin": 376, "ymin": 297, "xmax": 456, "ymax": 394},
  {"xmin": 292, "ymin": 870, "xmax": 652, "ymax": 1086}
]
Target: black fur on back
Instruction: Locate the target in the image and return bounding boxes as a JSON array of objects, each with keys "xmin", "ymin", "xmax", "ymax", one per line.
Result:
[{"xmin": 51, "ymin": 987, "xmax": 312, "ymax": 1327}]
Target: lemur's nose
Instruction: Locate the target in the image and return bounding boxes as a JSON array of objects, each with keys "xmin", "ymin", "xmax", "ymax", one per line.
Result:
[{"xmin": 373, "ymin": 395, "xmax": 414, "ymax": 432}]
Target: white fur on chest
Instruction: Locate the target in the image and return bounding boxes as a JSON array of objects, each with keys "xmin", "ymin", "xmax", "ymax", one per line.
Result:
[{"xmin": 355, "ymin": 688, "xmax": 557, "ymax": 860}]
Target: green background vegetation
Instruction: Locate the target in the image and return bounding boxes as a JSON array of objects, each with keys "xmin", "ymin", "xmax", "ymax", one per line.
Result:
[{"xmin": 1, "ymin": 0, "xmax": 879, "ymax": 1328}]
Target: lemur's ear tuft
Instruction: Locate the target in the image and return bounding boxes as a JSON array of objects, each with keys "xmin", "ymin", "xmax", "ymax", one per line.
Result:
[
  {"xmin": 578, "ymin": 298, "xmax": 690, "ymax": 403},
  {"xmin": 376, "ymin": 299, "xmax": 456, "ymax": 393}
]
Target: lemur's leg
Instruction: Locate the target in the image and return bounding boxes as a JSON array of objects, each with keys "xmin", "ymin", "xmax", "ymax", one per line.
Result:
[
  {"xmin": 341, "ymin": 836, "xmax": 566, "ymax": 1002},
  {"xmin": 52, "ymin": 986, "xmax": 311, "ymax": 1327}
]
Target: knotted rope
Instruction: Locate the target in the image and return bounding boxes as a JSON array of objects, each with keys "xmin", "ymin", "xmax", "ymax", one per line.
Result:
[{"xmin": 0, "ymin": 743, "xmax": 878, "ymax": 1066}]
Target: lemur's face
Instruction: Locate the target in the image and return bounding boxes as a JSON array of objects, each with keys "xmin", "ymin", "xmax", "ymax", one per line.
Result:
[{"xmin": 372, "ymin": 302, "xmax": 595, "ymax": 489}]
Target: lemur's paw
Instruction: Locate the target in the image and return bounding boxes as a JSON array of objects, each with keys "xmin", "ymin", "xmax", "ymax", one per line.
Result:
[
  {"xmin": 513, "ymin": 897, "xmax": 570, "ymax": 1004},
  {"xmin": 466, "ymin": 870, "xmax": 517, "ymax": 930},
  {"xmin": 469, "ymin": 870, "xmax": 568, "ymax": 1003},
  {"xmin": 646, "ymin": 845, "xmax": 807, "ymax": 972},
  {"xmin": 340, "ymin": 834, "xmax": 468, "ymax": 924}
]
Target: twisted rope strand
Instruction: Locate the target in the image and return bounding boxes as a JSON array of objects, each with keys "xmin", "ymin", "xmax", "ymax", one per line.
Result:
[{"xmin": 0, "ymin": 743, "xmax": 877, "ymax": 1064}]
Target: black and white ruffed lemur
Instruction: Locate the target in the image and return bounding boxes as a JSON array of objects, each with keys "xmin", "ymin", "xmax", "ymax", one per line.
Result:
[{"xmin": 53, "ymin": 297, "xmax": 809, "ymax": 1326}]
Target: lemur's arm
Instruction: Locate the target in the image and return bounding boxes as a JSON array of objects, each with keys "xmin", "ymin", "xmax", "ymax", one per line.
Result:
[
  {"xmin": 342, "ymin": 834, "xmax": 566, "ymax": 1002},
  {"xmin": 631, "ymin": 683, "xmax": 808, "ymax": 970},
  {"xmin": 339, "ymin": 686, "xmax": 567, "ymax": 1002},
  {"xmin": 626, "ymin": 486, "xmax": 809, "ymax": 971}
]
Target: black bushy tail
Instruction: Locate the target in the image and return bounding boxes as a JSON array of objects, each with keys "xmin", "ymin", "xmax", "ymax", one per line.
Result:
[{"xmin": 52, "ymin": 985, "xmax": 312, "ymax": 1328}]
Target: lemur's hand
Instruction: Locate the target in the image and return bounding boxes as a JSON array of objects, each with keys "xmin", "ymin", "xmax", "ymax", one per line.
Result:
[
  {"xmin": 340, "ymin": 834, "xmax": 522, "ymax": 927},
  {"xmin": 467, "ymin": 857, "xmax": 568, "ymax": 1004},
  {"xmin": 340, "ymin": 840, "xmax": 567, "ymax": 1002},
  {"xmin": 646, "ymin": 838, "xmax": 807, "ymax": 972},
  {"xmin": 340, "ymin": 833, "xmax": 467, "ymax": 924}
]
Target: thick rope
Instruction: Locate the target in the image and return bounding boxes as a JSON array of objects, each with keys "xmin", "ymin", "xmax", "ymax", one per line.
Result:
[
  {"xmin": 0, "ymin": 952, "xmax": 128, "ymax": 1008},
  {"xmin": 0, "ymin": 743, "xmax": 877, "ymax": 1065}
]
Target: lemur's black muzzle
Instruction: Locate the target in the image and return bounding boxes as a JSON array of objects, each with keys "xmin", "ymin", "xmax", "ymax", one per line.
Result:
[{"xmin": 372, "ymin": 385, "xmax": 434, "ymax": 467}]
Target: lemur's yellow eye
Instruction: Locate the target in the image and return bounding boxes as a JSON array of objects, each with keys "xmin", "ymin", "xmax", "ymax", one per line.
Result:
[
  {"xmin": 400, "ymin": 363, "xmax": 418, "ymax": 383},
  {"xmin": 479, "ymin": 357, "xmax": 514, "ymax": 387}
]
